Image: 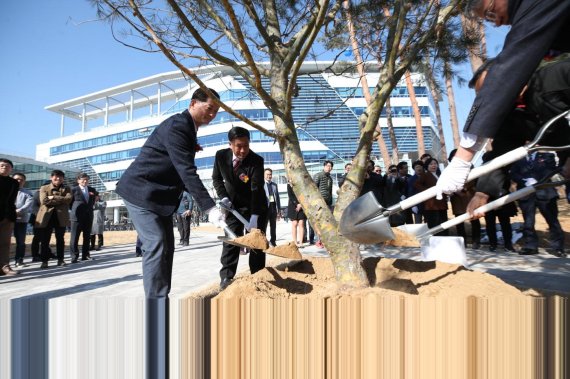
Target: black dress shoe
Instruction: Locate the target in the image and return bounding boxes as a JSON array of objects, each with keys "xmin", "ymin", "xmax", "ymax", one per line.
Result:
[
  {"xmin": 57, "ymin": 260, "xmax": 67, "ymax": 267},
  {"xmin": 549, "ymin": 249, "xmax": 567, "ymax": 258},
  {"xmin": 71, "ymin": 257, "xmax": 79, "ymax": 263},
  {"xmin": 519, "ymin": 248, "xmax": 539, "ymax": 255},
  {"xmin": 472, "ymin": 243, "xmax": 480, "ymax": 250},
  {"xmin": 81, "ymin": 256, "xmax": 93, "ymax": 261},
  {"xmin": 489, "ymin": 245, "xmax": 497, "ymax": 252},
  {"xmin": 220, "ymin": 278, "xmax": 233, "ymax": 290},
  {"xmin": 40, "ymin": 262, "xmax": 48, "ymax": 269},
  {"xmin": 504, "ymin": 245, "xmax": 517, "ymax": 253}
]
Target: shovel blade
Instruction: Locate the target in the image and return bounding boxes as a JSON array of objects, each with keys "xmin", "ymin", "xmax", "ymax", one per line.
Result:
[{"xmin": 340, "ymin": 192, "xmax": 396, "ymax": 244}]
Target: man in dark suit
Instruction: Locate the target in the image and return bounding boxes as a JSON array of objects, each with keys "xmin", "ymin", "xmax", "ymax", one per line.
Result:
[
  {"xmin": 435, "ymin": 0, "xmax": 570, "ymax": 198},
  {"xmin": 212, "ymin": 126, "xmax": 268, "ymax": 289},
  {"xmin": 115, "ymin": 87, "xmax": 224, "ymax": 379},
  {"xmin": 510, "ymin": 152, "xmax": 565, "ymax": 257},
  {"xmin": 263, "ymin": 168, "xmax": 281, "ymax": 247},
  {"xmin": 69, "ymin": 173, "xmax": 98, "ymax": 263}
]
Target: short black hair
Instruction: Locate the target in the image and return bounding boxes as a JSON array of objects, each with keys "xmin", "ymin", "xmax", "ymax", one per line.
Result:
[
  {"xmin": 12, "ymin": 172, "xmax": 26, "ymax": 180},
  {"xmin": 264, "ymin": 168, "xmax": 273, "ymax": 173},
  {"xmin": 323, "ymin": 160, "xmax": 334, "ymax": 167},
  {"xmin": 420, "ymin": 153, "xmax": 431, "ymax": 160},
  {"xmin": 76, "ymin": 172, "xmax": 90, "ymax": 180},
  {"xmin": 51, "ymin": 169, "xmax": 65, "ymax": 178},
  {"xmin": 0, "ymin": 158, "xmax": 14, "ymax": 168},
  {"xmin": 344, "ymin": 163, "xmax": 352, "ymax": 169},
  {"xmin": 396, "ymin": 161, "xmax": 408, "ymax": 170},
  {"xmin": 191, "ymin": 87, "xmax": 220, "ymax": 102},
  {"xmin": 468, "ymin": 59, "xmax": 495, "ymax": 89},
  {"xmin": 228, "ymin": 126, "xmax": 250, "ymax": 141},
  {"xmin": 424, "ymin": 157, "xmax": 439, "ymax": 170},
  {"xmin": 412, "ymin": 160, "xmax": 424, "ymax": 169}
]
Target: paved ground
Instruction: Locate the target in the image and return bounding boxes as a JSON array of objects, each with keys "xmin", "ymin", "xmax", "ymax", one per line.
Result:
[{"xmin": 1, "ymin": 221, "xmax": 569, "ymax": 298}]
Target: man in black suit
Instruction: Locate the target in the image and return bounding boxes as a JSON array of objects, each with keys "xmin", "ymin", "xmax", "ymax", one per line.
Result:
[
  {"xmin": 263, "ymin": 168, "xmax": 281, "ymax": 247},
  {"xmin": 115, "ymin": 87, "xmax": 224, "ymax": 379},
  {"xmin": 212, "ymin": 126, "xmax": 268, "ymax": 289},
  {"xmin": 435, "ymin": 0, "xmax": 570, "ymax": 198},
  {"xmin": 69, "ymin": 173, "xmax": 98, "ymax": 263},
  {"xmin": 510, "ymin": 151, "xmax": 566, "ymax": 257}
]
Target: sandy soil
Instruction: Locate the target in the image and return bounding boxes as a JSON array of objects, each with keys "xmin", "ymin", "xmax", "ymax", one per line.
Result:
[{"xmin": 13, "ymin": 200, "xmax": 569, "ymax": 300}]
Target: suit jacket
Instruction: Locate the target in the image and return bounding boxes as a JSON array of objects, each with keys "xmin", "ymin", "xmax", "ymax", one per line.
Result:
[
  {"xmin": 0, "ymin": 176, "xmax": 19, "ymax": 222},
  {"xmin": 510, "ymin": 152, "xmax": 558, "ymax": 201},
  {"xmin": 463, "ymin": 0, "xmax": 570, "ymax": 138},
  {"xmin": 35, "ymin": 183, "xmax": 72, "ymax": 228},
  {"xmin": 264, "ymin": 181, "xmax": 281, "ymax": 211},
  {"xmin": 116, "ymin": 110, "xmax": 215, "ymax": 216},
  {"xmin": 70, "ymin": 185, "xmax": 98, "ymax": 222},
  {"xmin": 212, "ymin": 148, "xmax": 267, "ymax": 216}
]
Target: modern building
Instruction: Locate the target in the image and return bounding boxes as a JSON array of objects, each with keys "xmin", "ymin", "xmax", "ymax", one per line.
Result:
[{"xmin": 38, "ymin": 61, "xmax": 441, "ymax": 222}]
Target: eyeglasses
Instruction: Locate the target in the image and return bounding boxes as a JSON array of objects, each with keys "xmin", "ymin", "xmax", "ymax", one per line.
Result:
[{"xmin": 483, "ymin": 0, "xmax": 497, "ymax": 23}]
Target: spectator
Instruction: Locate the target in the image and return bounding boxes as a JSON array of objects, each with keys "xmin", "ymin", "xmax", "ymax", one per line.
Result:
[
  {"xmin": 414, "ymin": 158, "xmax": 448, "ymax": 234},
  {"xmin": 13, "ymin": 172, "xmax": 34, "ymax": 267},
  {"xmin": 407, "ymin": 160, "xmax": 425, "ymax": 224},
  {"xmin": 287, "ymin": 181, "xmax": 307, "ymax": 247},
  {"xmin": 36, "ymin": 170, "xmax": 72, "ymax": 268},
  {"xmin": 90, "ymin": 197, "xmax": 107, "ymax": 251},
  {"xmin": 175, "ymin": 191, "xmax": 192, "ymax": 246},
  {"xmin": 263, "ymin": 168, "xmax": 281, "ymax": 247},
  {"xmin": 135, "ymin": 236, "xmax": 143, "ymax": 257},
  {"xmin": 510, "ymin": 151, "xmax": 566, "ymax": 257},
  {"xmin": 373, "ymin": 165, "xmax": 382, "ymax": 175},
  {"xmin": 212, "ymin": 126, "xmax": 268, "ymax": 289},
  {"xmin": 382, "ymin": 164, "xmax": 405, "ymax": 226},
  {"xmin": 447, "ymin": 150, "xmax": 482, "ymax": 249},
  {"xmin": 69, "ymin": 173, "xmax": 98, "ymax": 263},
  {"xmin": 311, "ymin": 160, "xmax": 334, "ymax": 248},
  {"xmin": 360, "ymin": 159, "xmax": 384, "ymax": 204},
  {"xmin": 0, "ymin": 158, "xmax": 20, "ymax": 276},
  {"xmin": 397, "ymin": 161, "xmax": 413, "ymax": 224},
  {"xmin": 29, "ymin": 188, "xmax": 51, "ymax": 262},
  {"xmin": 338, "ymin": 162, "xmax": 352, "ymax": 189}
]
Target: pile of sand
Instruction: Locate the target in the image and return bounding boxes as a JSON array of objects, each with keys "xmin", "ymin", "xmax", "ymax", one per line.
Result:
[
  {"xmin": 265, "ymin": 242, "xmax": 302, "ymax": 259},
  {"xmin": 230, "ymin": 228, "xmax": 269, "ymax": 250},
  {"xmin": 384, "ymin": 228, "xmax": 421, "ymax": 247},
  {"xmin": 215, "ymin": 257, "xmax": 526, "ymax": 299}
]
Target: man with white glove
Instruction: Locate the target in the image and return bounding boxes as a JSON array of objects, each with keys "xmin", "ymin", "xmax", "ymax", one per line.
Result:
[
  {"xmin": 436, "ymin": 0, "xmax": 570, "ymax": 199},
  {"xmin": 212, "ymin": 126, "xmax": 268, "ymax": 289}
]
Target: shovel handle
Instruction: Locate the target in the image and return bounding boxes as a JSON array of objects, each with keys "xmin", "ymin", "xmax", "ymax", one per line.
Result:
[
  {"xmin": 396, "ymin": 146, "xmax": 529, "ymax": 213},
  {"xmin": 419, "ymin": 186, "xmax": 536, "ymax": 238}
]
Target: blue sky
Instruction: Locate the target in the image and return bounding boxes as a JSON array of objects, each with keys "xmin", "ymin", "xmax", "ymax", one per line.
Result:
[{"xmin": 0, "ymin": 1, "xmax": 508, "ymax": 159}]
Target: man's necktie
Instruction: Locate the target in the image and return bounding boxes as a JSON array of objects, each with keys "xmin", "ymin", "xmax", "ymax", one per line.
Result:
[
  {"xmin": 233, "ymin": 158, "xmax": 240, "ymax": 174},
  {"xmin": 82, "ymin": 187, "xmax": 89, "ymax": 202}
]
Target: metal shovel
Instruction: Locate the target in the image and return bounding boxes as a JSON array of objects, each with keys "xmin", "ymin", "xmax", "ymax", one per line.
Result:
[{"xmin": 340, "ymin": 110, "xmax": 570, "ymax": 244}]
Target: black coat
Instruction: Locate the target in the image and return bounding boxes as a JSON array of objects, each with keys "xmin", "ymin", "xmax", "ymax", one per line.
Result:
[
  {"xmin": 212, "ymin": 148, "xmax": 267, "ymax": 217},
  {"xmin": 116, "ymin": 110, "xmax": 215, "ymax": 216},
  {"xmin": 70, "ymin": 185, "xmax": 98, "ymax": 222}
]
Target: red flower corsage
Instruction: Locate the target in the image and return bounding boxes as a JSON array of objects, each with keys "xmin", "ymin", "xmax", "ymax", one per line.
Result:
[
  {"xmin": 195, "ymin": 144, "xmax": 203, "ymax": 152},
  {"xmin": 239, "ymin": 173, "xmax": 249, "ymax": 183}
]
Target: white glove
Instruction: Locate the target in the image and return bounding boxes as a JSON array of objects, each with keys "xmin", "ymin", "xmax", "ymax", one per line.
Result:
[
  {"xmin": 523, "ymin": 178, "xmax": 538, "ymax": 187},
  {"xmin": 207, "ymin": 207, "xmax": 225, "ymax": 227},
  {"xmin": 246, "ymin": 214, "xmax": 259, "ymax": 231},
  {"xmin": 411, "ymin": 206, "xmax": 419, "ymax": 214},
  {"xmin": 220, "ymin": 197, "xmax": 233, "ymax": 210},
  {"xmin": 435, "ymin": 157, "xmax": 472, "ymax": 200}
]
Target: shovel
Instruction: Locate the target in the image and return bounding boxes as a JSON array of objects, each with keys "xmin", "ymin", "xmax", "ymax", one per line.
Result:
[
  {"xmin": 340, "ymin": 110, "xmax": 570, "ymax": 244},
  {"xmin": 414, "ymin": 176, "xmax": 569, "ymax": 266},
  {"xmin": 217, "ymin": 203, "xmax": 299, "ymax": 259}
]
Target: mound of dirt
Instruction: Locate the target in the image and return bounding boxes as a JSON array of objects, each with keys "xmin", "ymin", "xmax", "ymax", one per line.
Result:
[
  {"xmin": 215, "ymin": 257, "xmax": 526, "ymax": 299},
  {"xmin": 265, "ymin": 242, "xmax": 302, "ymax": 259},
  {"xmin": 230, "ymin": 228, "xmax": 269, "ymax": 250}
]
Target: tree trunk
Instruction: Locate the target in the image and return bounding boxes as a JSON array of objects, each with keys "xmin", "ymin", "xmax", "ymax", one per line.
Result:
[
  {"xmin": 423, "ymin": 59, "xmax": 448, "ymax": 164},
  {"xmin": 405, "ymin": 71, "xmax": 425, "ymax": 157},
  {"xmin": 460, "ymin": 15, "xmax": 487, "ymax": 72},
  {"xmin": 385, "ymin": 98, "xmax": 399, "ymax": 164},
  {"xmin": 343, "ymin": 0, "xmax": 391, "ymax": 168},
  {"xmin": 271, "ymin": 70, "xmax": 368, "ymax": 288},
  {"xmin": 444, "ymin": 62, "xmax": 460, "ymax": 148}
]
